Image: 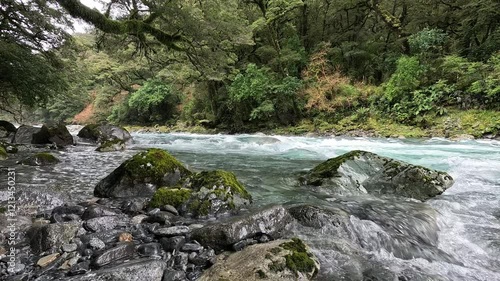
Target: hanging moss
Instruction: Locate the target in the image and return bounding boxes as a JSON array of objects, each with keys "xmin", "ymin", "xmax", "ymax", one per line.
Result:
[
  {"xmin": 149, "ymin": 187, "xmax": 192, "ymax": 208},
  {"xmin": 124, "ymin": 148, "xmax": 190, "ymax": 181}
]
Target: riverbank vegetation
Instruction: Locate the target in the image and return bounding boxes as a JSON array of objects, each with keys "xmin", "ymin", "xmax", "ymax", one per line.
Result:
[{"xmin": 1, "ymin": 0, "xmax": 499, "ymax": 138}]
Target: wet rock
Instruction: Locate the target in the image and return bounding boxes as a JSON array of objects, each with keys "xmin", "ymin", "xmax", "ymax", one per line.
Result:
[
  {"xmin": 29, "ymin": 221, "xmax": 80, "ymax": 254},
  {"xmin": 13, "ymin": 125, "xmax": 50, "ymax": 144},
  {"xmin": 65, "ymin": 259, "xmax": 166, "ymax": 281},
  {"xmin": 190, "ymin": 249, "xmax": 216, "ymax": 267},
  {"xmin": 199, "ymin": 238, "xmax": 319, "ymax": 281},
  {"xmin": 150, "ymin": 170, "xmax": 252, "ymax": 218},
  {"xmin": 131, "ymin": 215, "xmax": 148, "ymax": 225},
  {"xmin": 80, "ymin": 229, "xmax": 125, "ymax": 245},
  {"xmin": 191, "ymin": 205, "xmax": 293, "ymax": 251},
  {"xmin": 162, "ymin": 269, "xmax": 186, "ymax": 281},
  {"xmin": 81, "ymin": 205, "xmax": 120, "ymax": 220},
  {"xmin": 173, "ymin": 252, "xmax": 189, "ymax": 270},
  {"xmin": 181, "ymin": 243, "xmax": 203, "ymax": 252},
  {"xmin": 91, "ymin": 242, "xmax": 136, "ymax": 268},
  {"xmin": 121, "ymin": 199, "xmax": 147, "ymax": 215},
  {"xmin": 154, "ymin": 226, "xmax": 190, "ymax": 237},
  {"xmin": 119, "ymin": 232, "xmax": 134, "ymax": 242},
  {"xmin": 62, "ymin": 243, "xmax": 78, "ymax": 253},
  {"xmin": 94, "ymin": 149, "xmax": 191, "ymax": 198},
  {"xmin": 68, "ymin": 260, "xmax": 90, "ymax": 276},
  {"xmin": 19, "ymin": 152, "xmax": 60, "ymax": 166},
  {"xmin": 45, "ymin": 123, "xmax": 74, "ymax": 146},
  {"xmin": 232, "ymin": 238, "xmax": 257, "ymax": 251},
  {"xmin": 77, "ymin": 124, "xmax": 132, "ymax": 144},
  {"xmin": 51, "ymin": 205, "xmax": 85, "ymax": 223},
  {"xmin": 0, "ymin": 120, "xmax": 16, "ymax": 134},
  {"xmin": 145, "ymin": 211, "xmax": 175, "ymax": 225},
  {"xmin": 83, "ymin": 216, "xmax": 123, "ymax": 232},
  {"xmin": 37, "ymin": 253, "xmax": 60, "ymax": 267},
  {"xmin": 160, "ymin": 236, "xmax": 185, "ymax": 252},
  {"xmin": 162, "ymin": 204, "xmax": 179, "ymax": 216},
  {"xmin": 300, "ymin": 150, "xmax": 454, "ymax": 201},
  {"xmin": 137, "ymin": 243, "xmax": 162, "ymax": 257},
  {"xmin": 88, "ymin": 237, "xmax": 105, "ymax": 250},
  {"xmin": 96, "ymin": 139, "xmax": 126, "ymax": 152}
]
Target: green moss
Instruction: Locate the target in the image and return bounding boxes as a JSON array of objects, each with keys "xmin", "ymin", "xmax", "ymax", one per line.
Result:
[
  {"xmin": 34, "ymin": 152, "xmax": 60, "ymax": 164},
  {"xmin": 281, "ymin": 238, "xmax": 316, "ymax": 275},
  {"xmin": 256, "ymin": 269, "xmax": 267, "ymax": 279},
  {"xmin": 149, "ymin": 187, "xmax": 192, "ymax": 208},
  {"xmin": 268, "ymin": 260, "xmax": 286, "ymax": 272},
  {"xmin": 0, "ymin": 206, "xmax": 6, "ymax": 213},
  {"xmin": 307, "ymin": 150, "xmax": 365, "ymax": 185},
  {"xmin": 0, "ymin": 146, "xmax": 7, "ymax": 160},
  {"xmin": 125, "ymin": 148, "xmax": 190, "ymax": 181},
  {"xmin": 96, "ymin": 139, "xmax": 125, "ymax": 152},
  {"xmin": 269, "ymin": 247, "xmax": 282, "ymax": 255},
  {"xmin": 190, "ymin": 170, "xmax": 252, "ymax": 200}
]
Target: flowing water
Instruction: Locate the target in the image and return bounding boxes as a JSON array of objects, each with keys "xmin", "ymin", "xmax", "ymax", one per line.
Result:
[{"xmin": 2, "ymin": 132, "xmax": 500, "ymax": 280}]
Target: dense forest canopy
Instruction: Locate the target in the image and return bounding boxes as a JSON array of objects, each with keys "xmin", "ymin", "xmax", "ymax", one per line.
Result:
[{"xmin": 0, "ymin": 0, "xmax": 499, "ymax": 136}]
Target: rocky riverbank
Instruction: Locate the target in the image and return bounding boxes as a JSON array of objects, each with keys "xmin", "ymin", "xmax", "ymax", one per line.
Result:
[{"xmin": 0, "ymin": 121, "xmax": 468, "ymax": 280}]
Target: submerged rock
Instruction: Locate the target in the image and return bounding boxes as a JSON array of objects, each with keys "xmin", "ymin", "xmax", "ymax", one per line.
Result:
[
  {"xmin": 191, "ymin": 205, "xmax": 293, "ymax": 251},
  {"xmin": 77, "ymin": 124, "xmax": 132, "ymax": 144},
  {"xmin": 94, "ymin": 148, "xmax": 191, "ymax": 198},
  {"xmin": 199, "ymin": 238, "xmax": 319, "ymax": 281},
  {"xmin": 149, "ymin": 170, "xmax": 252, "ymax": 218},
  {"xmin": 300, "ymin": 150, "xmax": 454, "ymax": 201},
  {"xmin": 19, "ymin": 152, "xmax": 60, "ymax": 166},
  {"xmin": 96, "ymin": 139, "xmax": 126, "ymax": 152}
]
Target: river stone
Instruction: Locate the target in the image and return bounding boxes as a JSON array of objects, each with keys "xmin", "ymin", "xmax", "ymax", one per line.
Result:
[
  {"xmin": 191, "ymin": 205, "xmax": 293, "ymax": 251},
  {"xmin": 81, "ymin": 205, "xmax": 120, "ymax": 220},
  {"xmin": 94, "ymin": 148, "xmax": 191, "ymax": 198},
  {"xmin": 30, "ymin": 221, "xmax": 80, "ymax": 254},
  {"xmin": 84, "ymin": 216, "xmax": 123, "ymax": 232},
  {"xmin": 45, "ymin": 123, "xmax": 74, "ymax": 146},
  {"xmin": 13, "ymin": 125, "xmax": 50, "ymax": 144},
  {"xmin": 88, "ymin": 237, "xmax": 105, "ymax": 250},
  {"xmin": 19, "ymin": 152, "xmax": 60, "ymax": 166},
  {"xmin": 153, "ymin": 226, "xmax": 190, "ymax": 237},
  {"xmin": 160, "ymin": 236, "xmax": 185, "ymax": 252},
  {"xmin": 199, "ymin": 238, "xmax": 319, "ymax": 281},
  {"xmin": 96, "ymin": 139, "xmax": 126, "ymax": 152},
  {"xmin": 65, "ymin": 258, "xmax": 166, "ymax": 281},
  {"xmin": 77, "ymin": 124, "xmax": 132, "ymax": 144},
  {"xmin": 300, "ymin": 150, "xmax": 454, "ymax": 201},
  {"xmin": 37, "ymin": 253, "xmax": 60, "ymax": 267},
  {"xmin": 137, "ymin": 243, "xmax": 162, "ymax": 257},
  {"xmin": 91, "ymin": 242, "xmax": 136, "ymax": 268}
]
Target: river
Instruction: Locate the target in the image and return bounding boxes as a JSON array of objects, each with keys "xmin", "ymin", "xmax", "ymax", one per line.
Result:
[{"xmin": 3, "ymin": 132, "xmax": 500, "ymax": 280}]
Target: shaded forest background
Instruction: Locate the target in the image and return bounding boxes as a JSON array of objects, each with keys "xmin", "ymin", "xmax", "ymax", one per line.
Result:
[{"xmin": 1, "ymin": 0, "xmax": 499, "ymax": 137}]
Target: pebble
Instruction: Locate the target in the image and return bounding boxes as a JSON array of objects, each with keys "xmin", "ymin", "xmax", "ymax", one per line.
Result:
[
  {"xmin": 37, "ymin": 253, "xmax": 60, "ymax": 267},
  {"xmin": 181, "ymin": 243, "xmax": 203, "ymax": 252},
  {"xmin": 89, "ymin": 237, "xmax": 105, "ymax": 250},
  {"xmin": 154, "ymin": 226, "xmax": 190, "ymax": 237},
  {"xmin": 62, "ymin": 243, "xmax": 78, "ymax": 252}
]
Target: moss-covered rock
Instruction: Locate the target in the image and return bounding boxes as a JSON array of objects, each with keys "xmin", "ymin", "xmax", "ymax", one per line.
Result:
[
  {"xmin": 300, "ymin": 150, "xmax": 454, "ymax": 201},
  {"xmin": 199, "ymin": 238, "xmax": 319, "ymax": 281},
  {"xmin": 149, "ymin": 187, "xmax": 193, "ymax": 208},
  {"xmin": 78, "ymin": 124, "xmax": 132, "ymax": 144},
  {"xmin": 182, "ymin": 170, "xmax": 252, "ymax": 217},
  {"xmin": 20, "ymin": 152, "xmax": 60, "ymax": 166},
  {"xmin": 95, "ymin": 139, "xmax": 126, "ymax": 152},
  {"xmin": 94, "ymin": 148, "xmax": 191, "ymax": 198},
  {"xmin": 0, "ymin": 146, "xmax": 7, "ymax": 160}
]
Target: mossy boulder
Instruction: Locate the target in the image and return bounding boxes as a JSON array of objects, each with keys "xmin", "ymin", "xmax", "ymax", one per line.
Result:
[
  {"xmin": 148, "ymin": 170, "xmax": 252, "ymax": 218},
  {"xmin": 199, "ymin": 238, "xmax": 319, "ymax": 281},
  {"xmin": 300, "ymin": 150, "xmax": 454, "ymax": 201},
  {"xmin": 20, "ymin": 152, "xmax": 60, "ymax": 166},
  {"xmin": 0, "ymin": 146, "xmax": 7, "ymax": 160},
  {"xmin": 94, "ymin": 148, "xmax": 191, "ymax": 198},
  {"xmin": 78, "ymin": 124, "xmax": 132, "ymax": 144},
  {"xmin": 95, "ymin": 139, "xmax": 126, "ymax": 152}
]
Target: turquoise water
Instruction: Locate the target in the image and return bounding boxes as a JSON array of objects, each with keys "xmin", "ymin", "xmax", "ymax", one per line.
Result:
[{"xmin": 5, "ymin": 132, "xmax": 500, "ymax": 280}]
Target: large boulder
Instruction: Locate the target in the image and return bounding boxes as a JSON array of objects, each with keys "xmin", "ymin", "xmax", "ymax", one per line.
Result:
[
  {"xmin": 12, "ymin": 125, "xmax": 50, "ymax": 144},
  {"xmin": 149, "ymin": 170, "xmax": 252, "ymax": 217},
  {"xmin": 77, "ymin": 124, "xmax": 132, "ymax": 144},
  {"xmin": 300, "ymin": 150, "xmax": 454, "ymax": 201},
  {"xmin": 0, "ymin": 120, "xmax": 16, "ymax": 141},
  {"xmin": 45, "ymin": 123, "xmax": 74, "ymax": 146},
  {"xmin": 94, "ymin": 148, "xmax": 191, "ymax": 198},
  {"xmin": 199, "ymin": 238, "xmax": 319, "ymax": 281},
  {"xmin": 191, "ymin": 205, "xmax": 293, "ymax": 251}
]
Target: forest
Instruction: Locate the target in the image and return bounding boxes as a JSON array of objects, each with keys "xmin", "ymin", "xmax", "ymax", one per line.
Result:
[{"xmin": 1, "ymin": 0, "xmax": 499, "ymax": 137}]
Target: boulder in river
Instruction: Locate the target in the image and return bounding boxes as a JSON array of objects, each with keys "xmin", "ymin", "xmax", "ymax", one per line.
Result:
[
  {"xmin": 95, "ymin": 139, "xmax": 126, "ymax": 152},
  {"xmin": 19, "ymin": 152, "xmax": 60, "ymax": 166},
  {"xmin": 94, "ymin": 148, "xmax": 191, "ymax": 198},
  {"xmin": 13, "ymin": 125, "xmax": 50, "ymax": 144},
  {"xmin": 77, "ymin": 124, "xmax": 132, "ymax": 144},
  {"xmin": 149, "ymin": 170, "xmax": 252, "ymax": 217},
  {"xmin": 45, "ymin": 123, "xmax": 74, "ymax": 146},
  {"xmin": 199, "ymin": 238, "xmax": 319, "ymax": 281},
  {"xmin": 300, "ymin": 150, "xmax": 454, "ymax": 201},
  {"xmin": 191, "ymin": 205, "xmax": 293, "ymax": 251}
]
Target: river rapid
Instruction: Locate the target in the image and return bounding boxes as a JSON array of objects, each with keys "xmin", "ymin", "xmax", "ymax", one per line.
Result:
[{"xmin": 3, "ymin": 132, "xmax": 500, "ymax": 280}]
